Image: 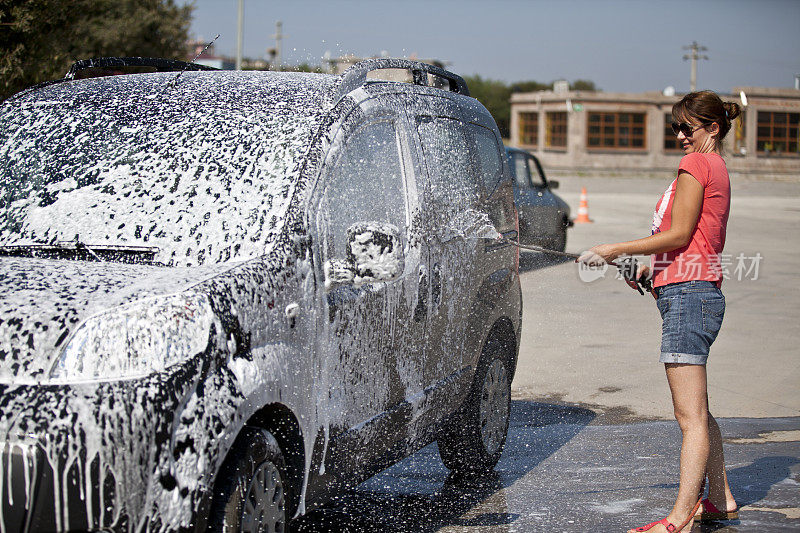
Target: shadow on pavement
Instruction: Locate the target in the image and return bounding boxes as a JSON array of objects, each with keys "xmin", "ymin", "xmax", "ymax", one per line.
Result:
[
  {"xmin": 696, "ymin": 521, "xmax": 737, "ymax": 532},
  {"xmin": 727, "ymin": 455, "xmax": 800, "ymax": 507},
  {"xmin": 293, "ymin": 400, "xmax": 595, "ymax": 532},
  {"xmin": 691, "ymin": 455, "xmax": 800, "ymax": 532}
]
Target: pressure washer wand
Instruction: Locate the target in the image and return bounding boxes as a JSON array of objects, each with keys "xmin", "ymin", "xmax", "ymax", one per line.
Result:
[
  {"xmin": 512, "ymin": 241, "xmax": 582, "ymax": 260},
  {"xmin": 500, "ymin": 238, "xmax": 654, "ymax": 297}
]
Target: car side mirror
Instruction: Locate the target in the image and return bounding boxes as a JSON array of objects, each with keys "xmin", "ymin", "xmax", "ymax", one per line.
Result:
[
  {"xmin": 547, "ymin": 179, "xmax": 559, "ymax": 189},
  {"xmin": 348, "ymin": 222, "xmax": 404, "ymax": 283},
  {"xmin": 324, "ymin": 222, "xmax": 404, "ymax": 290}
]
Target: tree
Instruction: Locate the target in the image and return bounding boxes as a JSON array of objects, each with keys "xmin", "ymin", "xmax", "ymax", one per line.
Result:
[
  {"xmin": 0, "ymin": 0, "xmax": 193, "ymax": 100},
  {"xmin": 463, "ymin": 75, "xmax": 512, "ymax": 138},
  {"xmin": 570, "ymin": 79, "xmax": 598, "ymax": 91},
  {"xmin": 510, "ymin": 80, "xmax": 550, "ymax": 93}
]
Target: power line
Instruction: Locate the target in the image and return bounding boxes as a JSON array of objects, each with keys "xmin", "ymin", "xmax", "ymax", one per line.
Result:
[{"xmin": 682, "ymin": 41, "xmax": 708, "ymax": 92}]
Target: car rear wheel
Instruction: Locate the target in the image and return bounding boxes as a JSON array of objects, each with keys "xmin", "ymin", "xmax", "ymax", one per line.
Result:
[
  {"xmin": 209, "ymin": 427, "xmax": 291, "ymax": 533},
  {"xmin": 437, "ymin": 339, "xmax": 511, "ymax": 477}
]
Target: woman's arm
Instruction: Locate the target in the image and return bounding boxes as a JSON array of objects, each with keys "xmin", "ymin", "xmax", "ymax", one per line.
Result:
[{"xmin": 581, "ymin": 171, "xmax": 704, "ymax": 263}]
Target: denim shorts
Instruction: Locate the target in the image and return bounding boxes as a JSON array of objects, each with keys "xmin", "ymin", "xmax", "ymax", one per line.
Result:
[{"xmin": 653, "ymin": 280, "xmax": 725, "ymax": 365}]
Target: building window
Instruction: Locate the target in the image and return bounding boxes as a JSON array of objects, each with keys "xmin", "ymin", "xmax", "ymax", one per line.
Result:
[
  {"xmin": 664, "ymin": 113, "xmax": 681, "ymax": 152},
  {"xmin": 519, "ymin": 112, "xmax": 538, "ymax": 146},
  {"xmin": 757, "ymin": 111, "xmax": 799, "ymax": 156},
  {"xmin": 545, "ymin": 111, "xmax": 567, "ymax": 148},
  {"xmin": 587, "ymin": 112, "xmax": 646, "ymax": 150}
]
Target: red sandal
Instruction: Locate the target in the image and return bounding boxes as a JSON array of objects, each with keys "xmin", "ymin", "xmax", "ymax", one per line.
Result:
[
  {"xmin": 694, "ymin": 497, "xmax": 739, "ymax": 522},
  {"xmin": 628, "ymin": 498, "xmax": 703, "ymax": 532}
]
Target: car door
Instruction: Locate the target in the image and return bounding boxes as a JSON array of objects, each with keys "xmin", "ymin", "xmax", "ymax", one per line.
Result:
[
  {"xmin": 509, "ymin": 150, "xmax": 559, "ymax": 245},
  {"xmin": 310, "ymin": 102, "xmax": 427, "ymax": 477},
  {"xmin": 528, "ymin": 153, "xmax": 563, "ymax": 237},
  {"xmin": 406, "ymin": 98, "xmax": 485, "ymax": 424}
]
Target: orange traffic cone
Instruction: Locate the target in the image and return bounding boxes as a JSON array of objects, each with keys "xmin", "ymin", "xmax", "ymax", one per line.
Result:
[{"xmin": 575, "ymin": 187, "xmax": 592, "ymax": 224}]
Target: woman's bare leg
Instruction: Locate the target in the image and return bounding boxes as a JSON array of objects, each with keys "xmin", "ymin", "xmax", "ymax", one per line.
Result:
[
  {"xmin": 627, "ymin": 363, "xmax": 709, "ymax": 533},
  {"xmin": 664, "ymin": 363, "xmax": 709, "ymax": 530},
  {"xmin": 706, "ymin": 413, "xmax": 737, "ymax": 511}
]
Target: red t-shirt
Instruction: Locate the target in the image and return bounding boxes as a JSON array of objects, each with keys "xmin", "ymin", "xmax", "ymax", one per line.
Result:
[{"xmin": 650, "ymin": 152, "xmax": 731, "ymax": 288}]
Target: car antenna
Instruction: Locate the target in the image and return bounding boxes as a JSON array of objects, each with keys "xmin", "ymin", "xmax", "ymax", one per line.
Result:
[{"xmin": 167, "ymin": 33, "xmax": 220, "ymax": 90}]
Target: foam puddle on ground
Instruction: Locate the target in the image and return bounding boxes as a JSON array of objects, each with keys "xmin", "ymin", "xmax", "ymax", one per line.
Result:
[
  {"xmin": 742, "ymin": 506, "xmax": 800, "ymax": 519},
  {"xmin": 587, "ymin": 498, "xmax": 645, "ymax": 514},
  {"xmin": 726, "ymin": 430, "xmax": 800, "ymax": 444}
]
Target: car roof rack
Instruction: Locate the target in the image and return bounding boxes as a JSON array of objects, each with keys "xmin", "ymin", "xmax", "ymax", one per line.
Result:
[
  {"xmin": 65, "ymin": 57, "xmax": 217, "ymax": 81},
  {"xmin": 336, "ymin": 58, "xmax": 470, "ymax": 102}
]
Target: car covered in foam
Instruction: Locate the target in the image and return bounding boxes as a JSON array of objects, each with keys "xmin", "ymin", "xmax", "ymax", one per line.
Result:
[{"xmin": 0, "ymin": 58, "xmax": 521, "ymax": 532}]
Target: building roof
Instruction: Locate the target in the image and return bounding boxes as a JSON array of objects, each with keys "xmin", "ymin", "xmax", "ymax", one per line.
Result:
[
  {"xmin": 512, "ymin": 87, "xmax": 800, "ymax": 105},
  {"xmin": 732, "ymin": 87, "xmax": 800, "ymax": 100}
]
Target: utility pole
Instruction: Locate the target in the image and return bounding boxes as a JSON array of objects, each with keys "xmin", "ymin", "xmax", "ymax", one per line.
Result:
[
  {"xmin": 272, "ymin": 21, "xmax": 286, "ymax": 71},
  {"xmin": 235, "ymin": 0, "xmax": 244, "ymax": 70},
  {"xmin": 682, "ymin": 41, "xmax": 708, "ymax": 92}
]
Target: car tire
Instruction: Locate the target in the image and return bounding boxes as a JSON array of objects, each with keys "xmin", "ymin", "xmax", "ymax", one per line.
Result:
[
  {"xmin": 437, "ymin": 338, "xmax": 511, "ymax": 477},
  {"xmin": 209, "ymin": 427, "xmax": 291, "ymax": 533}
]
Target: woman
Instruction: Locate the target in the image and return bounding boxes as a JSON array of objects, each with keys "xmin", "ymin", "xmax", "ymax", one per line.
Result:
[{"xmin": 578, "ymin": 91, "xmax": 740, "ymax": 533}]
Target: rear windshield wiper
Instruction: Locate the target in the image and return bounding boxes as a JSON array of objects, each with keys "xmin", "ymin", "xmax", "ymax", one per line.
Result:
[{"xmin": 0, "ymin": 241, "xmax": 161, "ymax": 265}]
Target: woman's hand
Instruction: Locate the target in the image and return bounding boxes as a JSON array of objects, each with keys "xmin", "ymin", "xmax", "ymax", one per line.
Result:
[
  {"xmin": 624, "ymin": 264, "xmax": 651, "ymax": 292},
  {"xmin": 577, "ymin": 244, "xmax": 620, "ymax": 266}
]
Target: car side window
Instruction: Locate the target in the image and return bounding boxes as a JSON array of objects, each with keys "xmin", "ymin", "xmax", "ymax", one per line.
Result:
[
  {"xmin": 526, "ymin": 155, "xmax": 546, "ymax": 188},
  {"xmin": 319, "ymin": 120, "xmax": 407, "ymax": 260},
  {"xmin": 469, "ymin": 124, "xmax": 504, "ymax": 193},
  {"xmin": 509, "ymin": 152, "xmax": 531, "ymax": 188},
  {"xmin": 417, "ymin": 116, "xmax": 477, "ymax": 215}
]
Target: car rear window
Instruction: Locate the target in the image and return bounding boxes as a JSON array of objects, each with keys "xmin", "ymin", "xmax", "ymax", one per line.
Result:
[{"xmin": 470, "ymin": 124, "xmax": 504, "ymax": 193}]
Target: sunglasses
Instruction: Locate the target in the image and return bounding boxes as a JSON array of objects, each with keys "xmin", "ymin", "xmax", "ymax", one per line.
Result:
[{"xmin": 671, "ymin": 122, "xmax": 710, "ymax": 137}]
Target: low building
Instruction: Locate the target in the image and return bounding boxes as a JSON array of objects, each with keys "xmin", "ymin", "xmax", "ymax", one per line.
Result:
[{"xmin": 509, "ymin": 86, "xmax": 800, "ymax": 177}]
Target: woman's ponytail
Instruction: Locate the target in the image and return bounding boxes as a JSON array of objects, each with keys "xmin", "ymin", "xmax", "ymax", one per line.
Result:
[{"xmin": 723, "ymin": 101, "xmax": 741, "ymax": 122}]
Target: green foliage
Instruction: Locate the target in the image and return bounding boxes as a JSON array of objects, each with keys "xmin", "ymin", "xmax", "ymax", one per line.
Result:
[
  {"xmin": 510, "ymin": 80, "xmax": 550, "ymax": 93},
  {"xmin": 464, "ymin": 76, "xmax": 599, "ymax": 138},
  {"xmin": 463, "ymin": 75, "xmax": 512, "ymax": 137},
  {"xmin": 570, "ymin": 79, "xmax": 598, "ymax": 91},
  {"xmin": 0, "ymin": 0, "xmax": 193, "ymax": 100}
]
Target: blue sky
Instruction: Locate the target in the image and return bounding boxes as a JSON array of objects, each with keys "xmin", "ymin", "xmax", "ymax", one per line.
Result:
[{"xmin": 189, "ymin": 0, "xmax": 800, "ymax": 94}]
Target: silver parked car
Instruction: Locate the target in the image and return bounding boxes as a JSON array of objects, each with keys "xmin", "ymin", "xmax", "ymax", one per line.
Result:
[{"xmin": 506, "ymin": 147, "xmax": 572, "ymax": 251}]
